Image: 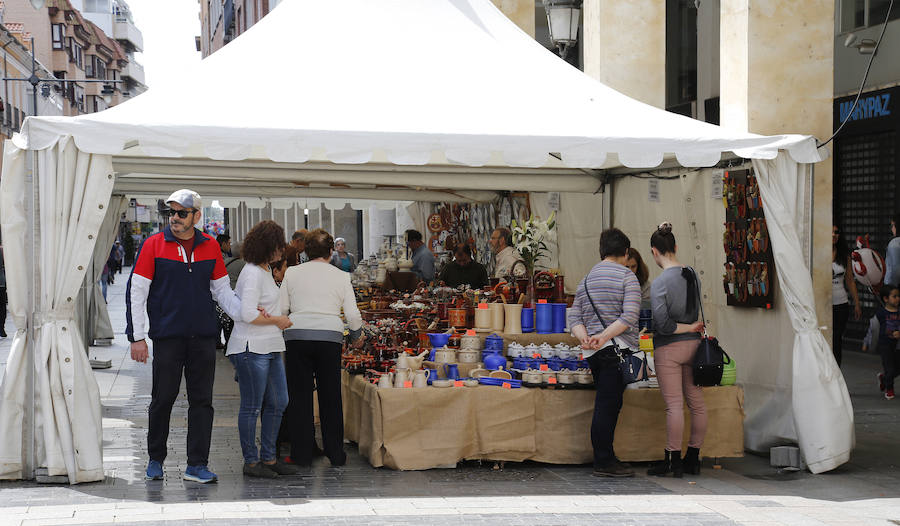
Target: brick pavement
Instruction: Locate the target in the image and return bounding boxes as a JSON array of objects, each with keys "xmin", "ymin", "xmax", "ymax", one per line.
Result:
[{"xmin": 0, "ymin": 269, "xmax": 899, "ymax": 525}]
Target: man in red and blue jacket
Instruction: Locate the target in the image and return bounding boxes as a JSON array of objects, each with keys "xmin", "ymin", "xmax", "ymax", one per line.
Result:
[{"xmin": 126, "ymin": 189, "xmax": 242, "ymax": 484}]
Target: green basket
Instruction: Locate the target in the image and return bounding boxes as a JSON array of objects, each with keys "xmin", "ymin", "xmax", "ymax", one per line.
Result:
[{"xmin": 719, "ymin": 358, "xmax": 736, "ymax": 386}]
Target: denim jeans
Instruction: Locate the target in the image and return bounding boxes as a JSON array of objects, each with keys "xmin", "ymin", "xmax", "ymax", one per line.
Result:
[
  {"xmin": 229, "ymin": 351, "xmax": 289, "ymax": 464},
  {"xmin": 587, "ymin": 351, "xmax": 625, "ymax": 468}
]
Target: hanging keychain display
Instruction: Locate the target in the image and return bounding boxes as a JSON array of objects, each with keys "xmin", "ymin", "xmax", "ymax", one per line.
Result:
[{"xmin": 722, "ymin": 168, "xmax": 775, "ymax": 309}]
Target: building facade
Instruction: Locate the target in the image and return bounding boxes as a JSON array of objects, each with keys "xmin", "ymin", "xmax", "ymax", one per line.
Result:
[{"xmin": 1, "ymin": 0, "xmax": 145, "ymax": 117}]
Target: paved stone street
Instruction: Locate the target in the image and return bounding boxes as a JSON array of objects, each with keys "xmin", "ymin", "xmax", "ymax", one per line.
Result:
[{"xmin": 0, "ymin": 270, "xmax": 899, "ymax": 525}]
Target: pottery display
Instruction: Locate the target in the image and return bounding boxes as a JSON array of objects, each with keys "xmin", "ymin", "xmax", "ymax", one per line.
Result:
[
  {"xmin": 557, "ymin": 370, "xmax": 575, "ymax": 384},
  {"xmin": 463, "ymin": 378, "xmax": 479, "ymax": 387},
  {"xmin": 394, "ymin": 368, "xmax": 411, "ymax": 388},
  {"xmin": 378, "ymin": 372, "xmax": 393, "ymax": 388},
  {"xmin": 484, "ymin": 333, "xmax": 505, "ymax": 351},
  {"xmin": 431, "ymin": 379, "xmax": 453, "ymax": 388},
  {"xmin": 398, "ymin": 257, "xmax": 414, "ymax": 271},
  {"xmin": 488, "ymin": 369, "xmax": 512, "ymax": 380}
]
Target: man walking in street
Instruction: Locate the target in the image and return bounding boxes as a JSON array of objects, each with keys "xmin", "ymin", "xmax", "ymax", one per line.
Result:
[{"xmin": 126, "ymin": 189, "xmax": 244, "ymax": 484}]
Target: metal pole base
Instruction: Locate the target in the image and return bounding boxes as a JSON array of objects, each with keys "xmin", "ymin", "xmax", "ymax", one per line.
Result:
[{"xmin": 35, "ymin": 467, "xmax": 69, "ymax": 484}]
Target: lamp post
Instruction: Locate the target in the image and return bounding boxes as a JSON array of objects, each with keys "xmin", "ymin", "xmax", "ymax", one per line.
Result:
[{"xmin": 542, "ymin": 0, "xmax": 581, "ymax": 60}]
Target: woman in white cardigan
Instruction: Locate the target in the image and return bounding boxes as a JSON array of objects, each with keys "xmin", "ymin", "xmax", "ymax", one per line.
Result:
[
  {"xmin": 226, "ymin": 220, "xmax": 294, "ymax": 478},
  {"xmin": 279, "ymin": 228, "xmax": 364, "ymax": 466}
]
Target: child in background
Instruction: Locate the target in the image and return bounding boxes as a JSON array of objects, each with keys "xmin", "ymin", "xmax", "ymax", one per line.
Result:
[{"xmin": 871, "ymin": 285, "xmax": 900, "ymax": 400}]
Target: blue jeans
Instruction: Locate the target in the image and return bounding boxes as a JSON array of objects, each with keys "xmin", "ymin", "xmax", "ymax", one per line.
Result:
[{"xmin": 229, "ymin": 351, "xmax": 289, "ymax": 464}]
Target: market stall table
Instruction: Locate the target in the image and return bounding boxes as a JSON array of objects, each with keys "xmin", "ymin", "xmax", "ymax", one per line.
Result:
[{"xmin": 342, "ymin": 371, "xmax": 744, "ymax": 470}]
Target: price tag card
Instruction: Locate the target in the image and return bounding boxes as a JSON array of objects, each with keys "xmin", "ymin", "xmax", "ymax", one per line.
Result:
[
  {"xmin": 466, "ymin": 329, "xmax": 476, "ymax": 336},
  {"xmin": 538, "ymin": 299, "xmax": 548, "ymax": 304},
  {"xmin": 548, "ymin": 377, "xmax": 558, "ymax": 384},
  {"xmin": 454, "ymin": 381, "xmax": 464, "ymax": 387},
  {"xmin": 502, "ymin": 382, "xmax": 511, "ymax": 389},
  {"xmin": 533, "ymin": 353, "xmax": 541, "ymax": 359},
  {"xmin": 403, "ymin": 381, "xmax": 412, "ymax": 388},
  {"xmin": 478, "ymin": 303, "xmax": 489, "ymax": 309},
  {"xmin": 579, "ymin": 354, "xmax": 584, "ymax": 361},
  {"xmin": 539, "ymin": 364, "xmax": 549, "ymax": 371}
]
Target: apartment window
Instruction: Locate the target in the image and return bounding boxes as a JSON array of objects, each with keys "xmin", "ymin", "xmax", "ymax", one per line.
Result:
[
  {"xmin": 51, "ymin": 24, "xmax": 66, "ymax": 50},
  {"xmin": 85, "ymin": 56, "xmax": 94, "ymax": 78},
  {"xmin": 75, "ymin": 85, "xmax": 85, "ymax": 112},
  {"xmin": 841, "ymin": 0, "xmax": 900, "ymax": 32},
  {"xmin": 84, "ymin": 0, "xmax": 111, "ymax": 13},
  {"xmin": 67, "ymin": 38, "xmax": 84, "ymax": 69}
]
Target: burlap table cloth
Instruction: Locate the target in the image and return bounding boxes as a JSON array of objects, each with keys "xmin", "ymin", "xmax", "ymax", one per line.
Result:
[{"xmin": 342, "ymin": 372, "xmax": 744, "ymax": 470}]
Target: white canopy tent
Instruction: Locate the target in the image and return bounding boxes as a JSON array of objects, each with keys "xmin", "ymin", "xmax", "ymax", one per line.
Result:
[{"xmin": 0, "ymin": 0, "xmax": 850, "ymax": 483}]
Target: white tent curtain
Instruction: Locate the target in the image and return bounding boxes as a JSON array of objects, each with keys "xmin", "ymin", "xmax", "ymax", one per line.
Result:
[
  {"xmin": 0, "ymin": 142, "xmax": 31, "ymax": 479},
  {"xmin": 0, "ymin": 139, "xmax": 114, "ymax": 483},
  {"xmin": 751, "ymin": 155, "xmax": 854, "ymax": 474},
  {"xmin": 90, "ymin": 196, "xmax": 128, "ymax": 341}
]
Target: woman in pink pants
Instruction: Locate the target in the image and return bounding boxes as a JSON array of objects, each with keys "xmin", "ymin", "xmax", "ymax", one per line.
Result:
[{"xmin": 647, "ymin": 222, "xmax": 706, "ymax": 477}]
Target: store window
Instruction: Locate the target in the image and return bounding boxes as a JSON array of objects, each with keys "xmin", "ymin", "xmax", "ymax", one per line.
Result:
[{"xmin": 834, "ymin": 130, "xmax": 897, "ymax": 341}]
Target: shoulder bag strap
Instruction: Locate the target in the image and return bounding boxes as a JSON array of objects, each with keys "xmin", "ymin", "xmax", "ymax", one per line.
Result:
[
  {"xmin": 688, "ymin": 266, "xmax": 710, "ymax": 338},
  {"xmin": 582, "ymin": 278, "xmax": 607, "ymax": 333}
]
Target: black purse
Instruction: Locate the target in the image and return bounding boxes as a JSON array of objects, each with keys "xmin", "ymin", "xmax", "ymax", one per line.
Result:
[
  {"xmin": 582, "ymin": 280, "xmax": 648, "ymax": 385},
  {"xmin": 689, "ymin": 268, "xmax": 731, "ymax": 386}
]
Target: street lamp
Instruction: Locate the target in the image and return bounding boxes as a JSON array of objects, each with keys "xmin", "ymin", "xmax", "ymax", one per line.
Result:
[{"xmin": 542, "ymin": 0, "xmax": 581, "ymax": 60}]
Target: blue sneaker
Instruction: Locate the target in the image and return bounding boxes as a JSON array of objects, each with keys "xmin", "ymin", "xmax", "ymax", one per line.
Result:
[
  {"xmin": 183, "ymin": 464, "xmax": 218, "ymax": 483},
  {"xmin": 145, "ymin": 460, "xmax": 163, "ymax": 480}
]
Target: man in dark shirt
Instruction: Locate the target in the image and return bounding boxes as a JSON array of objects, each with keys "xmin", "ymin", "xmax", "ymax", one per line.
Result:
[{"xmin": 439, "ymin": 244, "xmax": 488, "ymax": 289}]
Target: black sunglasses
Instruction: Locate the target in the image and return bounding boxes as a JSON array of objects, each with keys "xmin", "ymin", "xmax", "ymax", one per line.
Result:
[{"xmin": 166, "ymin": 208, "xmax": 196, "ymax": 219}]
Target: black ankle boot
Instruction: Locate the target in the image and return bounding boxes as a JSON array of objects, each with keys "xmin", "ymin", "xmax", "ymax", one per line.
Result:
[
  {"xmin": 647, "ymin": 450, "xmax": 672, "ymax": 477},
  {"xmin": 683, "ymin": 447, "xmax": 701, "ymax": 475},
  {"xmin": 670, "ymin": 450, "xmax": 683, "ymax": 478}
]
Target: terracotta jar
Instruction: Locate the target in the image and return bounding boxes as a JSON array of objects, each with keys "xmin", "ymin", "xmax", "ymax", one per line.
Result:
[{"xmin": 448, "ymin": 308, "xmax": 467, "ymax": 328}]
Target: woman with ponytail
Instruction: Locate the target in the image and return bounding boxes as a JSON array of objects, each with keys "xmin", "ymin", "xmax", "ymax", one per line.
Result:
[{"xmin": 646, "ymin": 222, "xmax": 706, "ymax": 478}]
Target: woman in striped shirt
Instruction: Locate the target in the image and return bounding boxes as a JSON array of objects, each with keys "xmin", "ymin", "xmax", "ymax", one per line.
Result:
[{"xmin": 567, "ymin": 228, "xmax": 641, "ymax": 478}]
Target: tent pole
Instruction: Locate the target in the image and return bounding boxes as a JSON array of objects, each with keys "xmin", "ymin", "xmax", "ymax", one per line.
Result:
[{"xmin": 23, "ymin": 148, "xmax": 36, "ymax": 480}]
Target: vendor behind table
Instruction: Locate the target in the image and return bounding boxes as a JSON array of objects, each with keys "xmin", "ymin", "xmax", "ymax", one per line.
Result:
[{"xmin": 439, "ymin": 243, "xmax": 489, "ymax": 289}]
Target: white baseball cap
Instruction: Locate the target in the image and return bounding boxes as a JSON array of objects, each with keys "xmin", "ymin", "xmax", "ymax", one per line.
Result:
[{"xmin": 165, "ymin": 189, "xmax": 202, "ymax": 210}]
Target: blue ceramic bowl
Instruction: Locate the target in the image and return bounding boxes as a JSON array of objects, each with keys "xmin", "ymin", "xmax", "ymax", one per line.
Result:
[{"xmin": 427, "ymin": 333, "xmax": 451, "ymax": 348}]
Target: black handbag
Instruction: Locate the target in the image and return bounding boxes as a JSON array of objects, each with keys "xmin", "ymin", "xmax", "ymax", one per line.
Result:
[
  {"xmin": 689, "ymin": 268, "xmax": 731, "ymax": 386},
  {"xmin": 582, "ymin": 279, "xmax": 648, "ymax": 385}
]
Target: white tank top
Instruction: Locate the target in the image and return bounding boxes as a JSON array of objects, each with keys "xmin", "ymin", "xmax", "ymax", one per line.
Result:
[{"xmin": 833, "ymin": 261, "xmax": 849, "ymax": 306}]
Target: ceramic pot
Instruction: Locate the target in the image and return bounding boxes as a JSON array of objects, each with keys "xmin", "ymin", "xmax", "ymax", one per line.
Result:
[
  {"xmin": 448, "ymin": 308, "xmax": 467, "ymax": 328},
  {"xmin": 433, "ymin": 347, "xmax": 456, "ymax": 366},
  {"xmin": 557, "ymin": 370, "xmax": 574, "ymax": 384},
  {"xmin": 413, "ymin": 369, "xmax": 430, "ymax": 388},
  {"xmin": 457, "ymin": 350, "xmax": 480, "ymax": 363},
  {"xmin": 460, "ymin": 334, "xmax": 482, "ymax": 350},
  {"xmin": 394, "ymin": 368, "xmax": 411, "ymax": 388},
  {"xmin": 484, "ymin": 333, "xmax": 505, "ymax": 351},
  {"xmin": 378, "ymin": 372, "xmax": 394, "ymax": 388},
  {"xmin": 483, "ymin": 350, "xmax": 506, "ymax": 371},
  {"xmin": 522, "ymin": 370, "xmax": 542, "ymax": 384},
  {"xmin": 521, "ymin": 307, "xmax": 535, "ymax": 333},
  {"xmin": 474, "ymin": 307, "xmax": 491, "ymax": 330},
  {"xmin": 503, "ymin": 304, "xmax": 523, "ymax": 334},
  {"xmin": 488, "ymin": 303, "xmax": 505, "ymax": 331}
]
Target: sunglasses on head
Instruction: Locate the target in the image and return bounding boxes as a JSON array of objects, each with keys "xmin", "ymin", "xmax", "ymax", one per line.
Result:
[{"xmin": 166, "ymin": 208, "xmax": 196, "ymax": 219}]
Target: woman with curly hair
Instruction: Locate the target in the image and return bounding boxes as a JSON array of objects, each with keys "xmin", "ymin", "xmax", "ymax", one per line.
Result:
[{"xmin": 227, "ymin": 220, "xmax": 295, "ymax": 478}]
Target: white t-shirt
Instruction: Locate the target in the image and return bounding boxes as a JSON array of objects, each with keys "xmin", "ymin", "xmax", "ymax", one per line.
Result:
[
  {"xmin": 832, "ymin": 261, "xmax": 849, "ymax": 306},
  {"xmin": 226, "ymin": 263, "xmax": 286, "ymax": 355}
]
